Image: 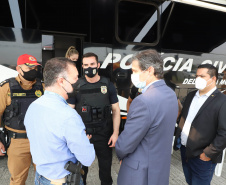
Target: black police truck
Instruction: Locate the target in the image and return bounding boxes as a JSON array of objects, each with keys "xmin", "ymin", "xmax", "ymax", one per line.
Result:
[{"xmin": 1, "ymin": 0, "xmax": 226, "ymax": 117}]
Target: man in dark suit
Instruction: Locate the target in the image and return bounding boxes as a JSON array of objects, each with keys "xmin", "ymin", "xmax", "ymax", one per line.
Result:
[
  {"xmin": 115, "ymin": 49, "xmax": 178, "ymax": 185},
  {"xmin": 174, "ymin": 64, "xmax": 226, "ymax": 185}
]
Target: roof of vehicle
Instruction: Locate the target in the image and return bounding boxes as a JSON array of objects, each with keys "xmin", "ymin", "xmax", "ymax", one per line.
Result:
[
  {"xmin": 171, "ymin": 0, "xmax": 226, "ymax": 12},
  {"xmin": 202, "ymin": 0, "xmax": 226, "ymax": 6}
]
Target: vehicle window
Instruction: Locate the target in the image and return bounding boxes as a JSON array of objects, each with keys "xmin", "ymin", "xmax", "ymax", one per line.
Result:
[
  {"xmin": 0, "ymin": 0, "xmax": 14, "ymax": 28},
  {"xmin": 161, "ymin": 3, "xmax": 226, "ymax": 54},
  {"xmin": 24, "ymin": 0, "xmax": 90, "ymax": 38},
  {"xmin": 116, "ymin": 0, "xmax": 159, "ymax": 45}
]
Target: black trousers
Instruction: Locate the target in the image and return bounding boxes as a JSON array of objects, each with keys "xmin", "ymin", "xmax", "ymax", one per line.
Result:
[{"xmin": 82, "ymin": 133, "xmax": 113, "ymax": 185}]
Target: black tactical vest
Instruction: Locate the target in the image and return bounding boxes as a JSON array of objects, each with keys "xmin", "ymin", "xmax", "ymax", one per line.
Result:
[
  {"xmin": 76, "ymin": 77, "xmax": 111, "ymax": 128},
  {"xmin": 3, "ymin": 78, "xmax": 43, "ymax": 130}
]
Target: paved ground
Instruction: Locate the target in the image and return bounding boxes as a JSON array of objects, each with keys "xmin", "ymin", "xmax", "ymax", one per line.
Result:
[{"xmin": 0, "ymin": 149, "xmax": 226, "ymax": 185}]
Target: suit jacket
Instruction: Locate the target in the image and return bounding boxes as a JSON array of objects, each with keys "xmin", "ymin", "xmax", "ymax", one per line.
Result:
[
  {"xmin": 115, "ymin": 80, "xmax": 178, "ymax": 185},
  {"xmin": 174, "ymin": 89, "xmax": 226, "ymax": 163}
]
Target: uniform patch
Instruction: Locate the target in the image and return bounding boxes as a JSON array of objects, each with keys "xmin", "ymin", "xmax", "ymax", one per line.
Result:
[
  {"xmin": 13, "ymin": 93, "xmax": 26, "ymax": 96},
  {"xmin": 101, "ymin": 86, "xmax": 107, "ymax": 94},
  {"xmin": 0, "ymin": 80, "xmax": 7, "ymax": 87},
  {"xmin": 29, "ymin": 56, "xmax": 36, "ymax": 61},
  {"xmin": 138, "ymin": 88, "xmax": 142, "ymax": 93},
  {"xmin": 82, "ymin": 106, "xmax": 87, "ymax": 112},
  {"xmin": 35, "ymin": 90, "xmax": 42, "ymax": 97},
  {"xmin": 93, "ymin": 69, "xmax": 96, "ymax": 74}
]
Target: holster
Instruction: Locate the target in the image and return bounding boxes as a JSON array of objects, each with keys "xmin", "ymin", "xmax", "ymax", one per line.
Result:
[
  {"xmin": 0, "ymin": 130, "xmax": 6, "ymax": 147},
  {"xmin": 66, "ymin": 173, "xmax": 81, "ymax": 185},
  {"xmin": 0, "ymin": 128, "xmax": 10, "ymax": 155},
  {"xmin": 64, "ymin": 161, "xmax": 83, "ymax": 185}
]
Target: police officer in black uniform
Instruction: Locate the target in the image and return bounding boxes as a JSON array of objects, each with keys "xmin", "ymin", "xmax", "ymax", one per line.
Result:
[{"xmin": 68, "ymin": 52, "xmax": 120, "ymax": 185}]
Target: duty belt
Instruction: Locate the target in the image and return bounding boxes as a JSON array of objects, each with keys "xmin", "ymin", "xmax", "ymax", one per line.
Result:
[{"xmin": 7, "ymin": 130, "xmax": 27, "ymax": 139}]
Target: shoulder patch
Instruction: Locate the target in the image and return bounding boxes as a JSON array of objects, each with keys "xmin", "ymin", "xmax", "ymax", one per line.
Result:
[
  {"xmin": 0, "ymin": 80, "xmax": 8, "ymax": 87},
  {"xmin": 35, "ymin": 90, "xmax": 42, "ymax": 97}
]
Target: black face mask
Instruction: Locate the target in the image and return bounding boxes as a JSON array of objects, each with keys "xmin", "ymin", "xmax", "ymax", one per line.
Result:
[
  {"xmin": 84, "ymin": 67, "xmax": 98, "ymax": 78},
  {"xmin": 20, "ymin": 68, "xmax": 38, "ymax": 81},
  {"xmin": 63, "ymin": 78, "xmax": 80, "ymax": 98}
]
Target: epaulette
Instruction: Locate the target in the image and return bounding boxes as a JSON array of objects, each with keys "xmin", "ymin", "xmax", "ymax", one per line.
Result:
[{"xmin": 0, "ymin": 80, "xmax": 9, "ymax": 87}]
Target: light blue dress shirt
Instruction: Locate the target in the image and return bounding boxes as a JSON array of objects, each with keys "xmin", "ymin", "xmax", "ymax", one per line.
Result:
[
  {"xmin": 24, "ymin": 91, "xmax": 95, "ymax": 179},
  {"xmin": 142, "ymin": 79, "xmax": 161, "ymax": 93}
]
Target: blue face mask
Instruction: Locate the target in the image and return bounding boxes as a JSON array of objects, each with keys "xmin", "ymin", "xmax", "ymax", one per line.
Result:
[{"xmin": 131, "ymin": 71, "xmax": 148, "ymax": 89}]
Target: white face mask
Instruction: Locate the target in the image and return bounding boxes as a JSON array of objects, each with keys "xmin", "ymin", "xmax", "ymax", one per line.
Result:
[
  {"xmin": 195, "ymin": 77, "xmax": 212, "ymax": 90},
  {"xmin": 131, "ymin": 71, "xmax": 148, "ymax": 89}
]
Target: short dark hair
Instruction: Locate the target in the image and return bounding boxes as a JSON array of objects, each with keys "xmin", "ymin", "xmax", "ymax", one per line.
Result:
[
  {"xmin": 43, "ymin": 57, "xmax": 76, "ymax": 87},
  {"xmin": 132, "ymin": 49, "xmax": 163, "ymax": 79},
  {"xmin": 82, "ymin": 52, "xmax": 98, "ymax": 64},
  {"xmin": 197, "ymin": 64, "xmax": 218, "ymax": 80}
]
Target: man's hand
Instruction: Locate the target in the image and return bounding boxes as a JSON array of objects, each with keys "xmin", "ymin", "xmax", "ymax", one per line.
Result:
[
  {"xmin": 108, "ymin": 132, "xmax": 118, "ymax": 147},
  {"xmin": 200, "ymin": 152, "xmax": 211, "ymax": 161},
  {"xmin": 120, "ymin": 160, "xmax": 122, "ymax": 165},
  {"xmin": 0, "ymin": 142, "xmax": 6, "ymax": 156},
  {"xmin": 85, "ymin": 130, "xmax": 92, "ymax": 140},
  {"xmin": 87, "ymin": 134, "xmax": 92, "ymax": 140}
]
